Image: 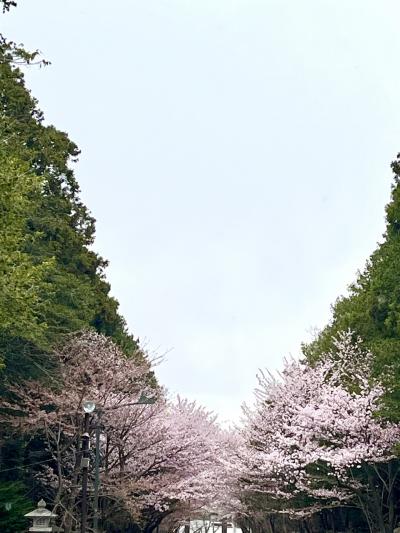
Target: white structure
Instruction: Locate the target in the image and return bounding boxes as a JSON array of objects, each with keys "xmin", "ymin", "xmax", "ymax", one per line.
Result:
[
  {"xmin": 24, "ymin": 499, "xmax": 57, "ymax": 532},
  {"xmin": 177, "ymin": 519, "xmax": 242, "ymax": 532}
]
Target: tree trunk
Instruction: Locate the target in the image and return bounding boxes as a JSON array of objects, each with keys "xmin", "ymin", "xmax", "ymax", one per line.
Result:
[
  {"xmin": 63, "ymin": 443, "xmax": 82, "ymax": 533},
  {"xmin": 387, "ymin": 460, "xmax": 398, "ymax": 532}
]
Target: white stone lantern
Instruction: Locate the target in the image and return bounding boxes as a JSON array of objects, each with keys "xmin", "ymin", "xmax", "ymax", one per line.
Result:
[{"xmin": 24, "ymin": 499, "xmax": 57, "ymax": 532}]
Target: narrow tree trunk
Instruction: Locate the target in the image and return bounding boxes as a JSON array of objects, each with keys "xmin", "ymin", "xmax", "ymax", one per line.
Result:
[
  {"xmin": 387, "ymin": 460, "xmax": 397, "ymax": 532},
  {"xmin": 63, "ymin": 442, "xmax": 82, "ymax": 533},
  {"xmin": 268, "ymin": 515, "xmax": 275, "ymax": 533}
]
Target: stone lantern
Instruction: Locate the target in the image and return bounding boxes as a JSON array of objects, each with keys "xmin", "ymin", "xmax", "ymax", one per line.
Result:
[{"xmin": 24, "ymin": 499, "xmax": 57, "ymax": 532}]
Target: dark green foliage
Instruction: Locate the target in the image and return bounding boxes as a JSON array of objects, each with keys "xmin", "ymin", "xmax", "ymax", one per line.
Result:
[
  {"xmin": 0, "ymin": 481, "xmax": 31, "ymax": 533},
  {"xmin": 303, "ymin": 154, "xmax": 400, "ymax": 420},
  {"xmin": 0, "ymin": 39, "xmax": 142, "ymax": 371},
  {"xmin": 0, "ymin": 14, "xmax": 150, "ymax": 529},
  {"xmin": 237, "ymin": 507, "xmax": 368, "ymax": 533}
]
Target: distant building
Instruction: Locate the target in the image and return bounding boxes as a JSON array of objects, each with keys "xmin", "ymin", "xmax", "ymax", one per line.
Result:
[{"xmin": 177, "ymin": 519, "xmax": 243, "ymax": 532}]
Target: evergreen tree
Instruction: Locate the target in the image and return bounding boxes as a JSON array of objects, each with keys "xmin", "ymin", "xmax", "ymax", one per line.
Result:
[
  {"xmin": 0, "ymin": 35, "xmax": 141, "ymax": 374},
  {"xmin": 303, "ymin": 154, "xmax": 400, "ymax": 420},
  {"xmin": 0, "ymin": 7, "xmax": 147, "ymax": 517},
  {"xmin": 0, "ymin": 482, "xmax": 31, "ymax": 533}
]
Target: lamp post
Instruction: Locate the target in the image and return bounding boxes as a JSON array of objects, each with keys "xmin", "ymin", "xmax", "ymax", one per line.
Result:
[
  {"xmin": 90, "ymin": 392, "xmax": 156, "ymax": 533},
  {"xmin": 93, "ymin": 412, "xmax": 101, "ymax": 533},
  {"xmin": 81, "ymin": 400, "xmax": 96, "ymax": 533}
]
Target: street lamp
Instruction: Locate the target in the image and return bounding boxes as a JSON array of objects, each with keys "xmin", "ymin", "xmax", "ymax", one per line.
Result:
[
  {"xmin": 83, "ymin": 400, "xmax": 96, "ymax": 414},
  {"xmin": 81, "ymin": 400, "xmax": 95, "ymax": 533},
  {"xmin": 90, "ymin": 392, "xmax": 156, "ymax": 533}
]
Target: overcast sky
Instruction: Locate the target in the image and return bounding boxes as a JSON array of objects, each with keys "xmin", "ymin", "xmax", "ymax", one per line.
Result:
[{"xmin": 4, "ymin": 0, "xmax": 400, "ymax": 422}]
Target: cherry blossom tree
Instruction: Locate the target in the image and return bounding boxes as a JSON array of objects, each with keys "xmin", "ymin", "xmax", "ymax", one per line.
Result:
[
  {"xmin": 238, "ymin": 332, "xmax": 400, "ymax": 532},
  {"xmin": 2, "ymin": 330, "xmax": 154, "ymax": 531},
  {"xmin": 103, "ymin": 397, "xmax": 241, "ymax": 532},
  {"xmin": 1, "ymin": 330, "xmax": 238, "ymax": 532}
]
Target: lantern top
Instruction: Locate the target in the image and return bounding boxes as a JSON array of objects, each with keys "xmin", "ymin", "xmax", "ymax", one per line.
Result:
[{"xmin": 25, "ymin": 499, "xmax": 57, "ymax": 518}]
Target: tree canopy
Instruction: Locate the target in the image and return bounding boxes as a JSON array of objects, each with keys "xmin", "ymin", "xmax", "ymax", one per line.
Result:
[
  {"xmin": 0, "ymin": 15, "xmax": 149, "ymax": 527},
  {"xmin": 0, "ymin": 34, "xmax": 142, "ymax": 378},
  {"xmin": 3, "ymin": 2, "xmax": 400, "ymax": 532},
  {"xmin": 303, "ymin": 155, "xmax": 400, "ymax": 420}
]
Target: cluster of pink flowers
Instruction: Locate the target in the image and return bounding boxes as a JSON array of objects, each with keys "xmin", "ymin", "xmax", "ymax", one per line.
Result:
[
  {"xmin": 3, "ymin": 330, "xmax": 237, "ymax": 526},
  {"xmin": 5, "ymin": 329, "xmax": 398, "ymax": 526},
  {"xmin": 238, "ymin": 332, "xmax": 400, "ymax": 513}
]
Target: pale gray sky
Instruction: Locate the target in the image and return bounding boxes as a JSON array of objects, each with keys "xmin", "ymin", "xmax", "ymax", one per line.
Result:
[{"xmin": 5, "ymin": 0, "xmax": 400, "ymax": 422}]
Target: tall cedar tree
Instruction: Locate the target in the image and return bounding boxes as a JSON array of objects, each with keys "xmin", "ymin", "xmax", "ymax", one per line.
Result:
[
  {"xmin": 0, "ymin": 39, "xmax": 141, "ymax": 375},
  {"xmin": 0, "ymin": 14, "xmax": 146, "ymax": 519},
  {"xmin": 303, "ymin": 155, "xmax": 400, "ymax": 420}
]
